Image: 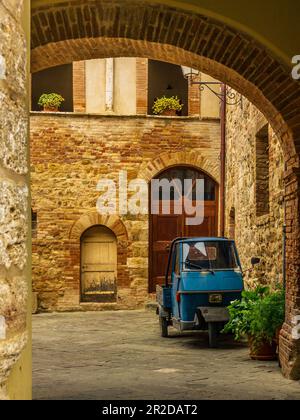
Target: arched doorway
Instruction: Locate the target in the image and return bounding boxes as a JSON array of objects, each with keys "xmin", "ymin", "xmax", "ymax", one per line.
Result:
[
  {"xmin": 149, "ymin": 166, "xmax": 218, "ymax": 292},
  {"xmin": 80, "ymin": 225, "xmax": 117, "ymax": 303}
]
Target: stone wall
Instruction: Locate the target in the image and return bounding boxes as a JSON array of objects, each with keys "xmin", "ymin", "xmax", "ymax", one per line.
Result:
[
  {"xmin": 225, "ymin": 98, "xmax": 285, "ymax": 288},
  {"xmin": 30, "ymin": 113, "xmax": 220, "ymax": 312},
  {"xmin": 0, "ymin": 0, "xmax": 30, "ymax": 400}
]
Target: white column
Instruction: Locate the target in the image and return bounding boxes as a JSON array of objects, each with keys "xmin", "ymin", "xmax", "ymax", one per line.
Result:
[{"xmin": 105, "ymin": 58, "xmax": 114, "ymax": 112}]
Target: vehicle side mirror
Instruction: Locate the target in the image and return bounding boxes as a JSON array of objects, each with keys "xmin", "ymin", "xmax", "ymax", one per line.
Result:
[{"xmin": 251, "ymin": 257, "xmax": 260, "ymax": 266}]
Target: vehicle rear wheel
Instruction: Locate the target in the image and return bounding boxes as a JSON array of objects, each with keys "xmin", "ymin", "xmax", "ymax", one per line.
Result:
[
  {"xmin": 208, "ymin": 322, "xmax": 218, "ymax": 348},
  {"xmin": 159, "ymin": 316, "xmax": 169, "ymax": 338}
]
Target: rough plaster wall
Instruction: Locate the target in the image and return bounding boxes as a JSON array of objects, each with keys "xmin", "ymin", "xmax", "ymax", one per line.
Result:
[
  {"xmin": 0, "ymin": 1, "xmax": 29, "ymax": 400},
  {"xmin": 225, "ymin": 98, "xmax": 285, "ymax": 288},
  {"xmin": 85, "ymin": 59, "xmax": 106, "ymax": 114}
]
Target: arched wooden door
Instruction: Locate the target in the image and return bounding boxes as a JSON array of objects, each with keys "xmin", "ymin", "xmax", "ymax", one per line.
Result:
[
  {"xmin": 81, "ymin": 225, "xmax": 117, "ymax": 303},
  {"xmin": 149, "ymin": 166, "xmax": 218, "ymax": 292}
]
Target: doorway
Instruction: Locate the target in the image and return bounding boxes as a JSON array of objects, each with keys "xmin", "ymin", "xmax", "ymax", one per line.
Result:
[
  {"xmin": 149, "ymin": 166, "xmax": 218, "ymax": 292},
  {"xmin": 81, "ymin": 225, "xmax": 117, "ymax": 303}
]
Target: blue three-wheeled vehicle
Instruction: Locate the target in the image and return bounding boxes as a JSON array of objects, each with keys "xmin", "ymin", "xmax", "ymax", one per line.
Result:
[{"xmin": 156, "ymin": 237, "xmax": 256, "ymax": 347}]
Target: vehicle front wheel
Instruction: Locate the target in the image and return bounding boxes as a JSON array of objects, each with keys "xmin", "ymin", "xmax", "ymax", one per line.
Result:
[
  {"xmin": 208, "ymin": 322, "xmax": 218, "ymax": 348},
  {"xmin": 159, "ymin": 316, "xmax": 169, "ymax": 338}
]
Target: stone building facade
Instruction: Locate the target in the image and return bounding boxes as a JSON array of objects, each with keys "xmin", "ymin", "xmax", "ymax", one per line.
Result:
[
  {"xmin": 30, "ymin": 56, "xmax": 287, "ymax": 312},
  {"xmin": 30, "ymin": 113, "xmax": 221, "ymax": 311},
  {"xmin": 30, "ymin": 57, "xmax": 222, "ymax": 312},
  {"xmin": 225, "ymin": 98, "xmax": 285, "ymax": 288}
]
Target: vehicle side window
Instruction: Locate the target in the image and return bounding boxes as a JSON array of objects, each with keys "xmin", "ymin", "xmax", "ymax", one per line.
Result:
[{"xmin": 174, "ymin": 245, "xmax": 180, "ymax": 276}]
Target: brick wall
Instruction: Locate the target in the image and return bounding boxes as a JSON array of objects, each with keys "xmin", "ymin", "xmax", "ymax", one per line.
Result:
[
  {"xmin": 30, "ymin": 1, "xmax": 300, "ymax": 170},
  {"xmin": 72, "ymin": 61, "xmax": 86, "ymax": 113},
  {"xmin": 136, "ymin": 58, "xmax": 148, "ymax": 115},
  {"xmin": 30, "ymin": 113, "xmax": 221, "ymax": 312},
  {"xmin": 188, "ymin": 75, "xmax": 200, "ymax": 117}
]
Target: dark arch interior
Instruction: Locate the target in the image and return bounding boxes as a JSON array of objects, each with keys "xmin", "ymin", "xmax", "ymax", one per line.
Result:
[{"xmin": 154, "ymin": 166, "xmax": 217, "ymax": 201}]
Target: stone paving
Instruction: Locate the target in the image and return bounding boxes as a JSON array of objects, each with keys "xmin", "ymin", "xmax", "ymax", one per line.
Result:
[{"xmin": 33, "ymin": 310, "xmax": 300, "ymax": 400}]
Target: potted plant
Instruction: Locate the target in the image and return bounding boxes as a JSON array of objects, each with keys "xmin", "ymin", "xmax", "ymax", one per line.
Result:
[
  {"xmin": 152, "ymin": 96, "xmax": 183, "ymax": 116},
  {"xmin": 38, "ymin": 93, "xmax": 65, "ymax": 112},
  {"xmin": 223, "ymin": 285, "xmax": 285, "ymax": 361}
]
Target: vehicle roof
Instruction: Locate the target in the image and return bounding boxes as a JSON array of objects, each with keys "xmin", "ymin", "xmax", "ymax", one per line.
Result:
[{"xmin": 178, "ymin": 237, "xmax": 233, "ymax": 243}]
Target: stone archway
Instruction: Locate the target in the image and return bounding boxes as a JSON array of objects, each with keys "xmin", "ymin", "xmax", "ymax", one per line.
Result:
[
  {"xmin": 64, "ymin": 212, "xmax": 129, "ymax": 309},
  {"xmin": 28, "ymin": 0, "xmax": 300, "ymax": 380}
]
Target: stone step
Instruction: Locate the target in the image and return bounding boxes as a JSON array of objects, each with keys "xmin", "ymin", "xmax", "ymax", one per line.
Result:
[{"xmin": 145, "ymin": 301, "xmax": 158, "ymax": 311}]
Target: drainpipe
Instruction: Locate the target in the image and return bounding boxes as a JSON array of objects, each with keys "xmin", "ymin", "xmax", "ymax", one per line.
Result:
[
  {"xmin": 105, "ymin": 58, "xmax": 114, "ymax": 112},
  {"xmin": 220, "ymin": 84, "xmax": 226, "ymax": 237},
  {"xmin": 283, "ymin": 195, "xmax": 287, "ymax": 290},
  {"xmin": 283, "ymin": 220, "xmax": 287, "ymax": 289}
]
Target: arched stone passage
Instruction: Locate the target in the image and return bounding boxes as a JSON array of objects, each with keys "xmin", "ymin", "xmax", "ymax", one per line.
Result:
[
  {"xmin": 29, "ymin": 0, "xmax": 300, "ymax": 379},
  {"xmin": 137, "ymin": 150, "xmax": 220, "ymax": 184}
]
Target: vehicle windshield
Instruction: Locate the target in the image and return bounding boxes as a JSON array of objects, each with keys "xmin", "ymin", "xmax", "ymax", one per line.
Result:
[{"xmin": 182, "ymin": 241, "xmax": 239, "ymax": 271}]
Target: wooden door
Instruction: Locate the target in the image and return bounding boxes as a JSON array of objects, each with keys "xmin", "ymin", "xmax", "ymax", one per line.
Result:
[
  {"xmin": 149, "ymin": 167, "xmax": 218, "ymax": 292},
  {"xmin": 81, "ymin": 225, "xmax": 117, "ymax": 303},
  {"xmin": 151, "ymin": 206, "xmax": 182, "ymax": 290}
]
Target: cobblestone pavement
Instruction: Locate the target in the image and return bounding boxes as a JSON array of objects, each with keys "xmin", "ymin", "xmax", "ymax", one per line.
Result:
[{"xmin": 33, "ymin": 310, "xmax": 300, "ymax": 400}]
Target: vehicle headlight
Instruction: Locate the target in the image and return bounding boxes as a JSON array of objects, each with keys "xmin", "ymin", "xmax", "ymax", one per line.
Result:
[{"xmin": 209, "ymin": 294, "xmax": 223, "ymax": 304}]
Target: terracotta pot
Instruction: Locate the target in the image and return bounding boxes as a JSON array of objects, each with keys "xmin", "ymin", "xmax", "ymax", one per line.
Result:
[
  {"xmin": 160, "ymin": 109, "xmax": 177, "ymax": 116},
  {"xmin": 249, "ymin": 336, "xmax": 277, "ymax": 361},
  {"xmin": 43, "ymin": 106, "xmax": 59, "ymax": 112}
]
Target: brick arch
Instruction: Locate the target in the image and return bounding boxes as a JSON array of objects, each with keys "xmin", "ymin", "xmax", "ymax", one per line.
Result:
[
  {"xmin": 69, "ymin": 212, "xmax": 128, "ymax": 244},
  {"xmin": 137, "ymin": 151, "xmax": 220, "ymax": 184},
  {"xmin": 31, "ymin": 37, "xmax": 295, "ymax": 163},
  {"xmin": 31, "ymin": 1, "xmax": 300, "ymax": 166}
]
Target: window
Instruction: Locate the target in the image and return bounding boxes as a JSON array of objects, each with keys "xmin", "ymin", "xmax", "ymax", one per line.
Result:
[
  {"xmin": 31, "ymin": 64, "xmax": 74, "ymax": 112},
  {"xmin": 256, "ymin": 125, "xmax": 270, "ymax": 216},
  {"xmin": 155, "ymin": 167, "xmax": 216, "ymax": 201},
  {"xmin": 32, "ymin": 210, "xmax": 37, "ymax": 239},
  {"xmin": 148, "ymin": 60, "xmax": 188, "ymax": 116},
  {"xmin": 182, "ymin": 240, "xmax": 239, "ymax": 271},
  {"xmin": 174, "ymin": 244, "xmax": 180, "ymax": 276}
]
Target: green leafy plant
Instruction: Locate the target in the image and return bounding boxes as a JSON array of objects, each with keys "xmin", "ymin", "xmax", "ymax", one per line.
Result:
[
  {"xmin": 223, "ymin": 285, "xmax": 285, "ymax": 346},
  {"xmin": 38, "ymin": 93, "xmax": 65, "ymax": 110},
  {"xmin": 152, "ymin": 96, "xmax": 183, "ymax": 115}
]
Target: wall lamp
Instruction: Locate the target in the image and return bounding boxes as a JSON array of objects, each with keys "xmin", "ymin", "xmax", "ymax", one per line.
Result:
[{"xmin": 181, "ymin": 66, "xmax": 243, "ymax": 107}]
